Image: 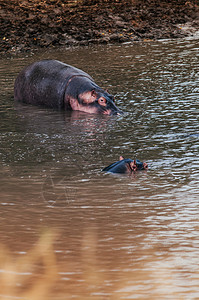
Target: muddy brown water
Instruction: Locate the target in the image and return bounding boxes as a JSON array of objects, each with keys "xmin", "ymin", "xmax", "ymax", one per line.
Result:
[{"xmin": 0, "ymin": 37, "xmax": 199, "ymax": 299}]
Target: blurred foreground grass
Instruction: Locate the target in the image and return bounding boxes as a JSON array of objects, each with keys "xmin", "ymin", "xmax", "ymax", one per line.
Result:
[
  {"xmin": 0, "ymin": 231, "xmax": 58, "ymax": 300},
  {"xmin": 0, "ymin": 228, "xmax": 194, "ymax": 299}
]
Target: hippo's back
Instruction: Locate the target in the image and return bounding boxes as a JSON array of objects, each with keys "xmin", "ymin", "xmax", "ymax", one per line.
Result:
[
  {"xmin": 103, "ymin": 159, "xmax": 133, "ymax": 174},
  {"xmin": 14, "ymin": 59, "xmax": 92, "ymax": 109}
]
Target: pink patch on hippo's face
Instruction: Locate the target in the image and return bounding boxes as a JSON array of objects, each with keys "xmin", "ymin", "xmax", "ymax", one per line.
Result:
[
  {"xmin": 69, "ymin": 97, "xmax": 99, "ymax": 114},
  {"xmin": 68, "ymin": 90, "xmax": 116, "ymax": 115},
  {"xmin": 103, "ymin": 109, "xmax": 111, "ymax": 115},
  {"xmin": 69, "ymin": 91, "xmax": 112, "ymax": 115}
]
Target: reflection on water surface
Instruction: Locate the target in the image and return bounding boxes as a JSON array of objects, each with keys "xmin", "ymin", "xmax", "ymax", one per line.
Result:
[{"xmin": 0, "ymin": 38, "xmax": 199, "ymax": 299}]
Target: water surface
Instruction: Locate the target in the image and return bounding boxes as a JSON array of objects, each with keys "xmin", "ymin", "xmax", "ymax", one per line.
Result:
[{"xmin": 0, "ymin": 38, "xmax": 199, "ymax": 299}]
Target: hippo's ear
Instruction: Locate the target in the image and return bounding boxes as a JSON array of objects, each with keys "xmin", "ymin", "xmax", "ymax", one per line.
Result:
[
  {"xmin": 91, "ymin": 90, "xmax": 97, "ymax": 99},
  {"xmin": 130, "ymin": 161, "xmax": 137, "ymax": 172},
  {"xmin": 79, "ymin": 90, "xmax": 97, "ymax": 104},
  {"xmin": 119, "ymin": 156, "xmax": 124, "ymax": 160},
  {"xmin": 143, "ymin": 162, "xmax": 148, "ymax": 169}
]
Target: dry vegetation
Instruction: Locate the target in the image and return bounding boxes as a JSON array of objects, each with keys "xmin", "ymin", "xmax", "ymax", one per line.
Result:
[{"xmin": 0, "ymin": 0, "xmax": 199, "ymax": 54}]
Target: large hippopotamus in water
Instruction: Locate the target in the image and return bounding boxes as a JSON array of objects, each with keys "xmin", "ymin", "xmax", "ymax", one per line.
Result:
[
  {"xmin": 14, "ymin": 59, "xmax": 123, "ymax": 115},
  {"xmin": 103, "ymin": 156, "xmax": 148, "ymax": 174}
]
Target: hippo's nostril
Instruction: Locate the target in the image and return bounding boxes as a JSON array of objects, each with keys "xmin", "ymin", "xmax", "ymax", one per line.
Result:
[
  {"xmin": 112, "ymin": 111, "xmax": 119, "ymax": 116},
  {"xmin": 110, "ymin": 109, "xmax": 124, "ymax": 116},
  {"xmin": 116, "ymin": 109, "xmax": 124, "ymax": 116}
]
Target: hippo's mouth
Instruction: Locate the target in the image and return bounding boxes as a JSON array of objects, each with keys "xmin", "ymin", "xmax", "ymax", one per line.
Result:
[
  {"xmin": 101, "ymin": 107, "xmax": 123, "ymax": 116},
  {"xmin": 102, "ymin": 109, "xmax": 111, "ymax": 115}
]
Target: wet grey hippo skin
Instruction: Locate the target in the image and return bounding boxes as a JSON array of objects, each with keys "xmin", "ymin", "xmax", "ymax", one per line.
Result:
[
  {"xmin": 14, "ymin": 59, "xmax": 123, "ymax": 115},
  {"xmin": 103, "ymin": 156, "xmax": 148, "ymax": 174}
]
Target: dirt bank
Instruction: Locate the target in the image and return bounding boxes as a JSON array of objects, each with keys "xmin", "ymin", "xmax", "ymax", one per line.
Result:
[{"xmin": 1, "ymin": 0, "xmax": 199, "ymax": 55}]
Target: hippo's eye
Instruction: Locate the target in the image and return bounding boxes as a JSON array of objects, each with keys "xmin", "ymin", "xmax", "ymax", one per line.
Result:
[{"xmin": 98, "ymin": 97, "xmax": 107, "ymax": 106}]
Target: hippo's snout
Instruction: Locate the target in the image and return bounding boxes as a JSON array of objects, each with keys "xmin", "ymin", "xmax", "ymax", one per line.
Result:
[
  {"xmin": 105, "ymin": 97, "xmax": 123, "ymax": 116},
  {"xmin": 103, "ymin": 107, "xmax": 123, "ymax": 116},
  {"xmin": 110, "ymin": 108, "xmax": 124, "ymax": 116}
]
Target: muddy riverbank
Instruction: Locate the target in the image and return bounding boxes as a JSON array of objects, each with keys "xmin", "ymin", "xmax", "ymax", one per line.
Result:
[{"xmin": 1, "ymin": 0, "xmax": 199, "ymax": 55}]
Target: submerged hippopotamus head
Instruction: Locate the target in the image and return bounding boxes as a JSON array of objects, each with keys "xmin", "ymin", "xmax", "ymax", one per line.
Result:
[
  {"xmin": 103, "ymin": 156, "xmax": 148, "ymax": 174},
  {"xmin": 66, "ymin": 77, "xmax": 123, "ymax": 116}
]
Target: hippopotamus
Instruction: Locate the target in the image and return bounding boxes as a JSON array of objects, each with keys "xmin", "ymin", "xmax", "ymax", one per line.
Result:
[
  {"xmin": 102, "ymin": 156, "xmax": 148, "ymax": 174},
  {"xmin": 14, "ymin": 59, "xmax": 123, "ymax": 115}
]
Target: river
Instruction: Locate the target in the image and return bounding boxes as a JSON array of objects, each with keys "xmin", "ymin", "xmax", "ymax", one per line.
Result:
[{"xmin": 0, "ymin": 37, "xmax": 199, "ymax": 299}]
